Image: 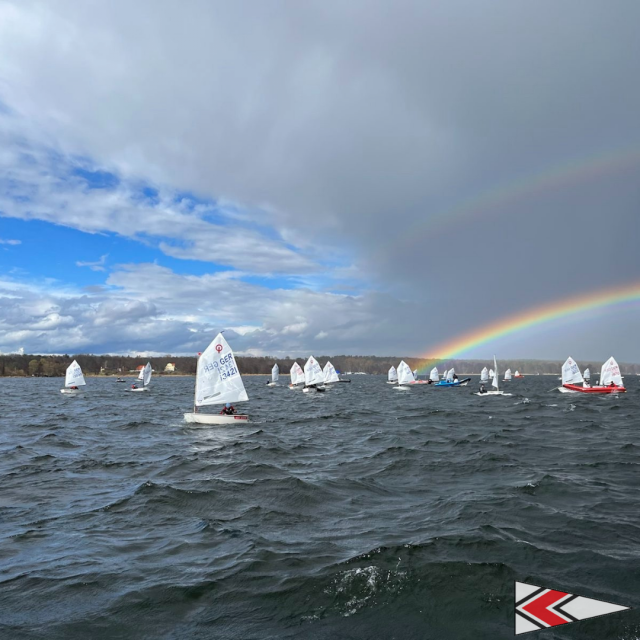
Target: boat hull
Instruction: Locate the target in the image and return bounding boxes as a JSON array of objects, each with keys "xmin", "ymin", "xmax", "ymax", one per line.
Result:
[
  {"xmin": 60, "ymin": 388, "xmax": 83, "ymax": 395},
  {"xmin": 434, "ymin": 378, "xmax": 471, "ymax": 387},
  {"xmin": 475, "ymin": 391, "xmax": 512, "ymax": 396},
  {"xmin": 127, "ymin": 387, "xmax": 149, "ymax": 392},
  {"xmin": 562, "ymin": 384, "xmax": 626, "ymax": 394},
  {"xmin": 184, "ymin": 413, "xmax": 250, "ymax": 425}
]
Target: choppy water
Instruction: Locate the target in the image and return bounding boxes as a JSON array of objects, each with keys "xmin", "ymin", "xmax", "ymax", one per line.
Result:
[{"xmin": 1, "ymin": 375, "xmax": 640, "ymax": 639}]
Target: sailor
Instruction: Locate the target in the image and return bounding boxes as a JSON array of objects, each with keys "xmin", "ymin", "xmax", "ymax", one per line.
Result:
[
  {"xmin": 220, "ymin": 402, "xmax": 236, "ymax": 415},
  {"xmin": 452, "ymin": 373, "xmax": 459, "ymax": 381},
  {"xmin": 479, "ymin": 383, "xmax": 487, "ymax": 394},
  {"xmin": 131, "ymin": 383, "xmax": 138, "ymax": 389},
  {"xmin": 70, "ymin": 385, "xmax": 79, "ymax": 390},
  {"xmin": 609, "ymin": 381, "xmax": 616, "ymax": 387}
]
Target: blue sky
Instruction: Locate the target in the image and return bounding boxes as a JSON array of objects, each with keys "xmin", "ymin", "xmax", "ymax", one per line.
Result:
[{"xmin": 0, "ymin": 1, "xmax": 638, "ymax": 360}]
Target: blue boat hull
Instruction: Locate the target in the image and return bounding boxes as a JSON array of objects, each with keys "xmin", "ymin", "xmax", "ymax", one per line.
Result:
[{"xmin": 434, "ymin": 377, "xmax": 471, "ymax": 387}]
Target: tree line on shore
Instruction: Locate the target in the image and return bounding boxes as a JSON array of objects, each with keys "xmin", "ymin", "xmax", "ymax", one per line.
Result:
[{"xmin": 1, "ymin": 353, "xmax": 638, "ymax": 377}]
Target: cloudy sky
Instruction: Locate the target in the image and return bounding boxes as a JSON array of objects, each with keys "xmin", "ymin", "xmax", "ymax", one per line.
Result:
[{"xmin": 0, "ymin": 0, "xmax": 638, "ymax": 360}]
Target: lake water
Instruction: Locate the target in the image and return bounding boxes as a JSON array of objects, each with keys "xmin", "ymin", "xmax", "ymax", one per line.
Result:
[{"xmin": 1, "ymin": 375, "xmax": 639, "ymax": 639}]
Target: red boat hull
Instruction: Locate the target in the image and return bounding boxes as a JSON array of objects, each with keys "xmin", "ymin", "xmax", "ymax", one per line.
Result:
[{"xmin": 563, "ymin": 384, "xmax": 626, "ymax": 394}]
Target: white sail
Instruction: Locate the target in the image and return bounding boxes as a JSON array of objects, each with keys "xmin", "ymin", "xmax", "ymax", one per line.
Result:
[
  {"xmin": 480, "ymin": 367, "xmax": 489, "ymax": 382},
  {"xmin": 397, "ymin": 360, "xmax": 415, "ymax": 385},
  {"xmin": 492, "ymin": 356, "xmax": 499, "ymax": 390},
  {"xmin": 504, "ymin": 368, "xmax": 512, "ymax": 380},
  {"xmin": 600, "ymin": 356, "xmax": 622, "ymax": 387},
  {"xmin": 447, "ymin": 368, "xmax": 455, "ymax": 381},
  {"xmin": 290, "ymin": 362, "xmax": 304, "ymax": 385},
  {"xmin": 583, "ymin": 367, "xmax": 591, "ymax": 381},
  {"xmin": 323, "ymin": 361, "xmax": 340, "ymax": 384},
  {"xmin": 561, "ymin": 357, "xmax": 583, "ymax": 385},
  {"xmin": 195, "ymin": 333, "xmax": 248, "ymax": 407},
  {"xmin": 430, "ymin": 367, "xmax": 439, "ymax": 382},
  {"xmin": 489, "ymin": 368, "xmax": 494, "ymax": 378},
  {"xmin": 65, "ymin": 360, "xmax": 86, "ymax": 387},
  {"xmin": 271, "ymin": 363, "xmax": 279, "ymax": 383},
  {"xmin": 514, "ymin": 370, "xmax": 520, "ymax": 377},
  {"xmin": 142, "ymin": 362, "xmax": 152, "ymax": 387},
  {"xmin": 304, "ymin": 356, "xmax": 324, "ymax": 386},
  {"xmin": 388, "ymin": 366, "xmax": 398, "ymax": 382},
  {"xmin": 137, "ymin": 367, "xmax": 145, "ymax": 381},
  {"xmin": 412, "ymin": 369, "xmax": 418, "ymax": 379}
]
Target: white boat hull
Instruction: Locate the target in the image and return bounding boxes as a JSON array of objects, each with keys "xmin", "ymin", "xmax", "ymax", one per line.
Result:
[
  {"xmin": 183, "ymin": 413, "xmax": 250, "ymax": 425},
  {"xmin": 386, "ymin": 381, "xmax": 398, "ymax": 384},
  {"xmin": 127, "ymin": 387, "xmax": 149, "ymax": 392},
  {"xmin": 475, "ymin": 391, "xmax": 512, "ymax": 396},
  {"xmin": 60, "ymin": 388, "xmax": 83, "ymax": 395},
  {"xmin": 266, "ymin": 382, "xmax": 278, "ymax": 387}
]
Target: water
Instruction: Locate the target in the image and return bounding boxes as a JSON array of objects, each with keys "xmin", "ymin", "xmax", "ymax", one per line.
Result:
[{"xmin": 1, "ymin": 375, "xmax": 640, "ymax": 639}]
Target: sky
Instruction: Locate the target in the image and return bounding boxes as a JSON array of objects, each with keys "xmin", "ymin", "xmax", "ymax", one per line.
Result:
[{"xmin": 0, "ymin": 0, "xmax": 639, "ymax": 360}]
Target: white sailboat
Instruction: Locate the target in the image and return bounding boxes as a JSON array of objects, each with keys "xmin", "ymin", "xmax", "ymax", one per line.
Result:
[
  {"xmin": 476, "ymin": 356, "xmax": 511, "ymax": 396},
  {"xmin": 323, "ymin": 361, "xmax": 340, "ymax": 386},
  {"xmin": 60, "ymin": 360, "xmax": 86, "ymax": 395},
  {"xmin": 599, "ymin": 356, "xmax": 624, "ymax": 388},
  {"xmin": 583, "ymin": 367, "xmax": 591, "ymax": 381},
  {"xmin": 489, "ymin": 368, "xmax": 495, "ymax": 378},
  {"xmin": 480, "ymin": 367, "xmax": 489, "ymax": 383},
  {"xmin": 558, "ymin": 356, "xmax": 584, "ymax": 393},
  {"xmin": 395, "ymin": 360, "xmax": 415, "ymax": 389},
  {"xmin": 303, "ymin": 355, "xmax": 325, "ymax": 392},
  {"xmin": 183, "ymin": 333, "xmax": 249, "ymax": 425},
  {"xmin": 429, "ymin": 367, "xmax": 439, "ymax": 382},
  {"xmin": 387, "ymin": 366, "xmax": 398, "ymax": 384},
  {"xmin": 267, "ymin": 363, "xmax": 279, "ymax": 387},
  {"xmin": 503, "ymin": 368, "xmax": 512, "ymax": 382},
  {"xmin": 289, "ymin": 362, "xmax": 305, "ymax": 389},
  {"xmin": 128, "ymin": 362, "xmax": 152, "ymax": 392}
]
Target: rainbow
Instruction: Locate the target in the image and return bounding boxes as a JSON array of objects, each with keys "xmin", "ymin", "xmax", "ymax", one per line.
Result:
[
  {"xmin": 416, "ymin": 282, "xmax": 640, "ymax": 371},
  {"xmin": 394, "ymin": 146, "xmax": 640, "ymax": 246}
]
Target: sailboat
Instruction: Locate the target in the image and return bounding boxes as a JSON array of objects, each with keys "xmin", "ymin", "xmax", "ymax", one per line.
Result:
[
  {"xmin": 322, "ymin": 361, "xmax": 340, "ymax": 387},
  {"xmin": 60, "ymin": 360, "xmax": 86, "ymax": 395},
  {"xmin": 429, "ymin": 367, "xmax": 439, "ymax": 383},
  {"xmin": 583, "ymin": 367, "xmax": 591, "ymax": 382},
  {"xmin": 503, "ymin": 368, "xmax": 512, "ymax": 382},
  {"xmin": 289, "ymin": 362, "xmax": 305, "ymax": 389},
  {"xmin": 476, "ymin": 356, "xmax": 511, "ymax": 396},
  {"xmin": 267, "ymin": 363, "xmax": 279, "ymax": 387},
  {"xmin": 128, "ymin": 362, "xmax": 152, "ymax": 392},
  {"xmin": 303, "ymin": 355, "xmax": 325, "ymax": 392},
  {"xmin": 559, "ymin": 356, "xmax": 626, "ymax": 394},
  {"xmin": 489, "ymin": 368, "xmax": 495, "ymax": 378},
  {"xmin": 395, "ymin": 360, "xmax": 415, "ymax": 389},
  {"xmin": 183, "ymin": 333, "xmax": 249, "ymax": 424},
  {"xmin": 387, "ymin": 366, "xmax": 398, "ymax": 384},
  {"xmin": 480, "ymin": 367, "xmax": 489, "ymax": 383},
  {"xmin": 513, "ymin": 370, "xmax": 524, "ymax": 378}
]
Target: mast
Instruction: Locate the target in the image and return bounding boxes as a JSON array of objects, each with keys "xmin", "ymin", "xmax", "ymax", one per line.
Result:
[{"xmin": 193, "ymin": 352, "xmax": 200, "ymax": 412}]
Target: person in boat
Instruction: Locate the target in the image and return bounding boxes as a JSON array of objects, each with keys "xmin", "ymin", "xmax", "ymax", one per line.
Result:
[
  {"xmin": 131, "ymin": 383, "xmax": 138, "ymax": 390},
  {"xmin": 70, "ymin": 385, "xmax": 79, "ymax": 390},
  {"xmin": 220, "ymin": 402, "xmax": 236, "ymax": 415},
  {"xmin": 479, "ymin": 383, "xmax": 487, "ymax": 394},
  {"xmin": 452, "ymin": 373, "xmax": 458, "ymax": 382},
  {"xmin": 609, "ymin": 381, "xmax": 616, "ymax": 387}
]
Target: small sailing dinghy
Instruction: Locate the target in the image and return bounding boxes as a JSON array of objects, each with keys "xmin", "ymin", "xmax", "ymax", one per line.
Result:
[
  {"xmin": 61, "ymin": 360, "xmax": 86, "ymax": 395},
  {"xmin": 514, "ymin": 370, "xmax": 524, "ymax": 378},
  {"xmin": 489, "ymin": 368, "xmax": 494, "ymax": 378},
  {"xmin": 560, "ymin": 356, "xmax": 626, "ymax": 394},
  {"xmin": 289, "ymin": 362, "xmax": 305, "ymax": 389},
  {"xmin": 583, "ymin": 367, "xmax": 591, "ymax": 382},
  {"xmin": 503, "ymin": 368, "xmax": 512, "ymax": 382},
  {"xmin": 429, "ymin": 367, "xmax": 440, "ymax": 383},
  {"xmin": 303, "ymin": 355, "xmax": 325, "ymax": 392},
  {"xmin": 183, "ymin": 333, "xmax": 249, "ymax": 425},
  {"xmin": 322, "ymin": 361, "xmax": 340, "ymax": 387},
  {"xmin": 387, "ymin": 366, "xmax": 398, "ymax": 385},
  {"xmin": 476, "ymin": 356, "xmax": 511, "ymax": 396},
  {"xmin": 394, "ymin": 360, "xmax": 415, "ymax": 389},
  {"xmin": 267, "ymin": 363, "xmax": 279, "ymax": 387},
  {"xmin": 128, "ymin": 362, "xmax": 152, "ymax": 392}
]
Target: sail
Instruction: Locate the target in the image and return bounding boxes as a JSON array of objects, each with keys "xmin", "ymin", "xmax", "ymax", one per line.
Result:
[
  {"xmin": 142, "ymin": 362, "xmax": 152, "ymax": 386},
  {"xmin": 290, "ymin": 362, "xmax": 304, "ymax": 385},
  {"xmin": 412, "ymin": 369, "xmax": 418, "ymax": 379},
  {"xmin": 600, "ymin": 356, "xmax": 622, "ymax": 387},
  {"xmin": 447, "ymin": 368, "xmax": 455, "ymax": 381},
  {"xmin": 514, "ymin": 370, "xmax": 520, "ymax": 376},
  {"xmin": 489, "ymin": 368, "xmax": 494, "ymax": 378},
  {"xmin": 492, "ymin": 356, "xmax": 499, "ymax": 390},
  {"xmin": 397, "ymin": 360, "xmax": 415, "ymax": 385},
  {"xmin": 271, "ymin": 363, "xmax": 279, "ymax": 383},
  {"xmin": 561, "ymin": 357, "xmax": 583, "ymax": 385},
  {"xmin": 504, "ymin": 368, "xmax": 512, "ymax": 380},
  {"xmin": 583, "ymin": 367, "xmax": 591, "ymax": 381},
  {"xmin": 137, "ymin": 367, "xmax": 145, "ymax": 381},
  {"xmin": 388, "ymin": 366, "xmax": 398, "ymax": 382},
  {"xmin": 323, "ymin": 361, "xmax": 340, "ymax": 384},
  {"xmin": 304, "ymin": 356, "xmax": 324, "ymax": 386},
  {"xmin": 480, "ymin": 367, "xmax": 489, "ymax": 382},
  {"xmin": 430, "ymin": 367, "xmax": 439, "ymax": 382},
  {"xmin": 195, "ymin": 333, "xmax": 248, "ymax": 407},
  {"xmin": 65, "ymin": 360, "xmax": 86, "ymax": 387}
]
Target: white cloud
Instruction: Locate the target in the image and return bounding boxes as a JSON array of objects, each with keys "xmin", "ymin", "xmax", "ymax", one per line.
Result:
[
  {"xmin": 76, "ymin": 254, "xmax": 108, "ymax": 271},
  {"xmin": 0, "ymin": 238, "xmax": 21, "ymax": 245}
]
